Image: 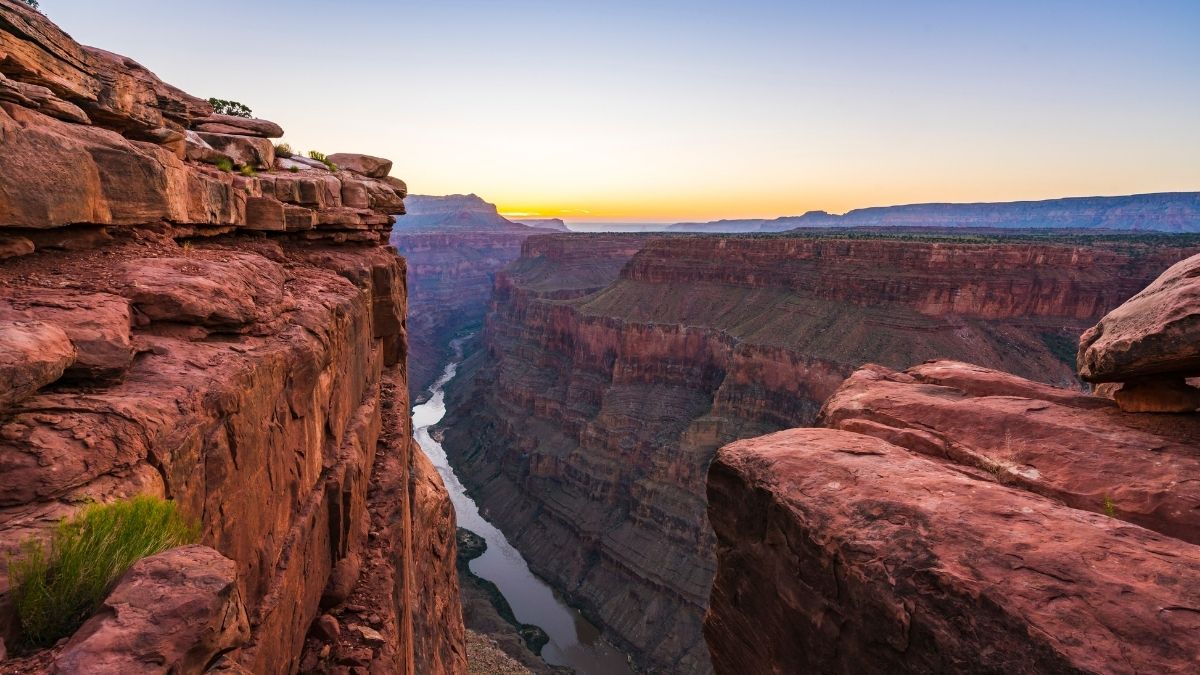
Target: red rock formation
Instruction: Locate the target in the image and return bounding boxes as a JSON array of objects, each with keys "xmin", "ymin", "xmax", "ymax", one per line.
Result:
[
  {"xmin": 53, "ymin": 545, "xmax": 250, "ymax": 675},
  {"xmin": 705, "ymin": 255, "xmax": 1200, "ymax": 673},
  {"xmin": 0, "ymin": 2, "xmax": 464, "ymax": 672},
  {"xmin": 441, "ymin": 231, "xmax": 1200, "ymax": 672},
  {"xmin": 1079, "ymin": 252, "xmax": 1200, "ymax": 411},
  {"xmin": 706, "ymin": 428, "xmax": 1200, "ymax": 674}
]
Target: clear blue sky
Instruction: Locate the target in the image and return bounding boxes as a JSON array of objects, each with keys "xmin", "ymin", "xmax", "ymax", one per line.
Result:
[{"xmin": 41, "ymin": 0, "xmax": 1200, "ymax": 221}]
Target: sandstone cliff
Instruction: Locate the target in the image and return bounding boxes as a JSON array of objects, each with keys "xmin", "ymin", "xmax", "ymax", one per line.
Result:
[
  {"xmin": 390, "ymin": 195, "xmax": 548, "ymax": 399},
  {"xmin": 440, "ymin": 230, "xmax": 1200, "ymax": 672},
  {"xmin": 0, "ymin": 2, "xmax": 464, "ymax": 672},
  {"xmin": 705, "ymin": 255, "xmax": 1200, "ymax": 672}
]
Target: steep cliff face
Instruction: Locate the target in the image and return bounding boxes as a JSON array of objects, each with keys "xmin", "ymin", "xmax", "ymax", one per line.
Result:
[
  {"xmin": 441, "ymin": 231, "xmax": 1200, "ymax": 672},
  {"xmin": 705, "ymin": 255, "xmax": 1200, "ymax": 671},
  {"xmin": 390, "ymin": 195, "xmax": 545, "ymax": 398},
  {"xmin": 0, "ymin": 2, "xmax": 464, "ymax": 672}
]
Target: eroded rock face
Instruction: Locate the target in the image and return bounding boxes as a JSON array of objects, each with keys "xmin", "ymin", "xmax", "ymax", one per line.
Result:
[
  {"xmin": 0, "ymin": 3, "xmax": 464, "ymax": 672},
  {"xmin": 53, "ymin": 545, "xmax": 250, "ymax": 675},
  {"xmin": 705, "ymin": 428, "xmax": 1200, "ymax": 675},
  {"xmin": 441, "ymin": 231, "xmax": 1198, "ymax": 672},
  {"xmin": 820, "ymin": 360, "xmax": 1200, "ymax": 544}
]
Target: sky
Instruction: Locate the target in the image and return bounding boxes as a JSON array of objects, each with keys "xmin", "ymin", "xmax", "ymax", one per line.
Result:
[{"xmin": 41, "ymin": 0, "xmax": 1200, "ymax": 222}]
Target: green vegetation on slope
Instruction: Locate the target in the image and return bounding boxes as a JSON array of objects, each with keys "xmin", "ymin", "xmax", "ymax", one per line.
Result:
[{"xmin": 8, "ymin": 495, "xmax": 200, "ymax": 649}]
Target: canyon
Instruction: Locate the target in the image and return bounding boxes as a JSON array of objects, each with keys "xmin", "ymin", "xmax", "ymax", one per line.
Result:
[
  {"xmin": 438, "ymin": 230, "xmax": 1200, "ymax": 672},
  {"xmin": 390, "ymin": 194, "xmax": 556, "ymax": 399},
  {"xmin": 0, "ymin": 2, "xmax": 464, "ymax": 672}
]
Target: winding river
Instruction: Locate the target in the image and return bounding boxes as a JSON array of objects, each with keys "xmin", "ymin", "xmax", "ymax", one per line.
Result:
[{"xmin": 413, "ymin": 346, "xmax": 635, "ymax": 675}]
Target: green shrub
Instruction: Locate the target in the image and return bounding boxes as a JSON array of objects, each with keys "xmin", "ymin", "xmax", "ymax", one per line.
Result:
[
  {"xmin": 239, "ymin": 164, "xmax": 257, "ymax": 177},
  {"xmin": 306, "ymin": 151, "xmax": 339, "ymax": 172},
  {"xmin": 215, "ymin": 157, "xmax": 234, "ymax": 172},
  {"xmin": 207, "ymin": 98, "xmax": 252, "ymax": 118},
  {"xmin": 274, "ymin": 142, "xmax": 293, "ymax": 157},
  {"xmin": 7, "ymin": 495, "xmax": 199, "ymax": 650},
  {"xmin": 289, "ymin": 166, "xmax": 300, "ymax": 173},
  {"xmin": 22, "ymin": 0, "xmax": 39, "ymax": 9}
]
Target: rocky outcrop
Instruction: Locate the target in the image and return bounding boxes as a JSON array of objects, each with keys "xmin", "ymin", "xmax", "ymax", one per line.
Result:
[
  {"xmin": 667, "ymin": 192, "xmax": 1200, "ymax": 233},
  {"xmin": 53, "ymin": 545, "xmax": 250, "ymax": 675},
  {"xmin": 1078, "ymin": 252, "xmax": 1200, "ymax": 411},
  {"xmin": 0, "ymin": 2, "xmax": 464, "ymax": 672},
  {"xmin": 389, "ymin": 195, "xmax": 547, "ymax": 398},
  {"xmin": 705, "ymin": 428, "xmax": 1200, "ymax": 674},
  {"xmin": 704, "ymin": 254, "xmax": 1200, "ymax": 673},
  {"xmin": 441, "ymin": 231, "xmax": 1200, "ymax": 672}
]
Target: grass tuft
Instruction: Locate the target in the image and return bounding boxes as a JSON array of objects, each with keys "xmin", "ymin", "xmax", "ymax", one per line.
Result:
[
  {"xmin": 215, "ymin": 157, "xmax": 234, "ymax": 173},
  {"xmin": 239, "ymin": 164, "xmax": 257, "ymax": 177},
  {"xmin": 1103, "ymin": 494, "xmax": 1118, "ymax": 518},
  {"xmin": 7, "ymin": 495, "xmax": 200, "ymax": 650},
  {"xmin": 307, "ymin": 150, "xmax": 338, "ymax": 172}
]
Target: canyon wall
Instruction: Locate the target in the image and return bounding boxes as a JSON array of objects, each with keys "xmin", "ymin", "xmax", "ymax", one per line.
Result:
[
  {"xmin": 390, "ymin": 194, "xmax": 546, "ymax": 398},
  {"xmin": 705, "ymin": 256, "xmax": 1200, "ymax": 672},
  {"xmin": 0, "ymin": 2, "xmax": 464, "ymax": 672},
  {"xmin": 441, "ymin": 231, "xmax": 1200, "ymax": 672}
]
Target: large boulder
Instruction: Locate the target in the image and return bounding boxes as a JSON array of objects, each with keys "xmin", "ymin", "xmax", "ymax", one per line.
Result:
[
  {"xmin": 326, "ymin": 153, "xmax": 392, "ymax": 178},
  {"xmin": 53, "ymin": 545, "xmax": 250, "ymax": 675},
  {"xmin": 0, "ymin": 320, "xmax": 75, "ymax": 410},
  {"xmin": 1079, "ymin": 253, "xmax": 1200, "ymax": 382},
  {"xmin": 0, "ymin": 291, "xmax": 135, "ymax": 382},
  {"xmin": 819, "ymin": 360, "xmax": 1200, "ymax": 543},
  {"xmin": 706, "ymin": 427, "xmax": 1200, "ymax": 675},
  {"xmin": 195, "ymin": 132, "xmax": 275, "ymax": 170}
]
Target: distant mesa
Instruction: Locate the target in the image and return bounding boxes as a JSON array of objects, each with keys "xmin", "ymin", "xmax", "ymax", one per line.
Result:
[
  {"xmin": 665, "ymin": 192, "xmax": 1200, "ymax": 233},
  {"xmin": 512, "ymin": 217, "xmax": 570, "ymax": 232},
  {"xmin": 393, "ymin": 194, "xmax": 541, "ymax": 233}
]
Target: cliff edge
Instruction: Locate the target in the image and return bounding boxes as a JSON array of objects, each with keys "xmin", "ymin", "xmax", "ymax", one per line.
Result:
[
  {"xmin": 705, "ymin": 253, "xmax": 1200, "ymax": 673},
  {"xmin": 0, "ymin": 2, "xmax": 464, "ymax": 672}
]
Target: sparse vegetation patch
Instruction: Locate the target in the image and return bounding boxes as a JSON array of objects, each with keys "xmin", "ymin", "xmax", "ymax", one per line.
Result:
[{"xmin": 7, "ymin": 495, "xmax": 200, "ymax": 650}]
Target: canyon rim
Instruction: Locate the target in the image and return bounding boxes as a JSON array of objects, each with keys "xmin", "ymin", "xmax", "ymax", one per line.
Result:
[{"xmin": 2, "ymin": 1, "xmax": 1200, "ymax": 674}]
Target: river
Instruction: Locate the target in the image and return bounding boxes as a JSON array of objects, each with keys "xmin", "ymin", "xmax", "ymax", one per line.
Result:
[{"xmin": 412, "ymin": 347, "xmax": 635, "ymax": 675}]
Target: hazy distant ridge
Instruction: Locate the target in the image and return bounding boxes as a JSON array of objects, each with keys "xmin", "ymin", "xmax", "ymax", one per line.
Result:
[{"xmin": 666, "ymin": 192, "xmax": 1200, "ymax": 233}]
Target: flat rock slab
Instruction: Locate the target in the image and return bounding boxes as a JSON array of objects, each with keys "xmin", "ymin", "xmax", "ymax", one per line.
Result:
[
  {"xmin": 0, "ymin": 320, "xmax": 75, "ymax": 411},
  {"xmin": 706, "ymin": 427, "xmax": 1200, "ymax": 675},
  {"xmin": 820, "ymin": 360, "xmax": 1200, "ymax": 544},
  {"xmin": 1079, "ymin": 252, "xmax": 1200, "ymax": 382},
  {"xmin": 54, "ymin": 545, "xmax": 250, "ymax": 675},
  {"xmin": 117, "ymin": 254, "xmax": 285, "ymax": 329},
  {"xmin": 191, "ymin": 114, "xmax": 283, "ymax": 138}
]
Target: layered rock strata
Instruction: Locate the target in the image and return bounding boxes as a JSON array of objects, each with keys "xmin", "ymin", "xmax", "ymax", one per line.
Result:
[
  {"xmin": 389, "ymin": 195, "xmax": 549, "ymax": 398},
  {"xmin": 704, "ymin": 254, "xmax": 1200, "ymax": 673},
  {"xmin": 441, "ymin": 231, "xmax": 1200, "ymax": 672},
  {"xmin": 0, "ymin": 2, "xmax": 463, "ymax": 672}
]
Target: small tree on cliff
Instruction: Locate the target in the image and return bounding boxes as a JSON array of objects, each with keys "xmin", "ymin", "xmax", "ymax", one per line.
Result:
[
  {"xmin": 207, "ymin": 97, "xmax": 253, "ymax": 118},
  {"xmin": 22, "ymin": 0, "xmax": 40, "ymax": 10}
]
